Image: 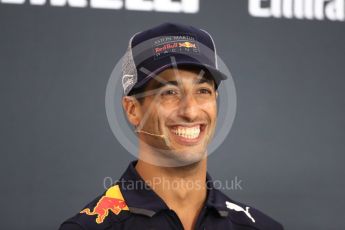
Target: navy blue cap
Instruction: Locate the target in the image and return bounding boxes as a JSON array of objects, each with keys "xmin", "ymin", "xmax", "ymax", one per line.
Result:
[{"xmin": 122, "ymin": 22, "xmax": 227, "ymax": 96}]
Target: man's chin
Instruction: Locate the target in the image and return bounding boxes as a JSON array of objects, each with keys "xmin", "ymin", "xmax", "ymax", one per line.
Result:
[
  {"xmin": 162, "ymin": 147, "xmax": 207, "ymax": 166},
  {"xmin": 139, "ymin": 137, "xmax": 208, "ymax": 167}
]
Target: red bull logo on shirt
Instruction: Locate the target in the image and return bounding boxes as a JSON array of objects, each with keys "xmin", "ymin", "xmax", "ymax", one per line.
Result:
[{"xmin": 80, "ymin": 185, "xmax": 129, "ymax": 224}]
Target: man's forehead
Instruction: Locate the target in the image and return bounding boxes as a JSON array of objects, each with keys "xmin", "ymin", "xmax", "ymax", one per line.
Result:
[{"xmin": 147, "ymin": 67, "xmax": 214, "ymax": 88}]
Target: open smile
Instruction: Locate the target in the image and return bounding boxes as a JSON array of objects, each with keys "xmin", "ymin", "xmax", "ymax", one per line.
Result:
[{"xmin": 168, "ymin": 124, "xmax": 207, "ymax": 146}]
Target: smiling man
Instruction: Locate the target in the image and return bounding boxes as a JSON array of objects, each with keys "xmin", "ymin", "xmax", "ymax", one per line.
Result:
[
  {"xmin": 59, "ymin": 23, "xmax": 283, "ymax": 230},
  {"xmin": 127, "ymin": 67, "xmax": 218, "ymax": 166}
]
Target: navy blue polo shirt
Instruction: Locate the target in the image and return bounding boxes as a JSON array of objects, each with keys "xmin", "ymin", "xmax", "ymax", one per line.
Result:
[{"xmin": 59, "ymin": 161, "xmax": 283, "ymax": 230}]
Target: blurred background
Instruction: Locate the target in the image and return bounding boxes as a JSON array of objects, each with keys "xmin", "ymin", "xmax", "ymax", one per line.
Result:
[{"xmin": 1, "ymin": 0, "xmax": 345, "ymax": 229}]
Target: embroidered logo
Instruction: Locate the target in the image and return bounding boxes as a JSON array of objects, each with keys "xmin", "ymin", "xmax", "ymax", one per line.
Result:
[
  {"xmin": 153, "ymin": 35, "xmax": 199, "ymax": 59},
  {"xmin": 225, "ymin": 201, "xmax": 255, "ymax": 223},
  {"xmin": 80, "ymin": 185, "xmax": 129, "ymax": 224},
  {"xmin": 178, "ymin": 41, "xmax": 196, "ymax": 48}
]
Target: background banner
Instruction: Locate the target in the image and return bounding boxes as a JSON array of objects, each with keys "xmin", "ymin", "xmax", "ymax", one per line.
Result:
[{"xmin": 1, "ymin": 1, "xmax": 344, "ymax": 229}]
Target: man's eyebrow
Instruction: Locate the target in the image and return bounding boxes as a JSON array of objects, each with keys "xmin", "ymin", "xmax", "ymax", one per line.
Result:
[
  {"xmin": 193, "ymin": 77, "xmax": 213, "ymax": 85},
  {"xmin": 152, "ymin": 80, "xmax": 179, "ymax": 89},
  {"xmin": 151, "ymin": 78, "xmax": 213, "ymax": 90}
]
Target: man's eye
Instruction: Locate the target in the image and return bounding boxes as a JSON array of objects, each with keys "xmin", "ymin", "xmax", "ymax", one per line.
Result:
[
  {"xmin": 198, "ymin": 88, "xmax": 212, "ymax": 94},
  {"xmin": 161, "ymin": 89, "xmax": 178, "ymax": 95}
]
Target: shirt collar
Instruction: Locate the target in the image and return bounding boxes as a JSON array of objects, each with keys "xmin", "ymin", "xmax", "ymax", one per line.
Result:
[
  {"xmin": 117, "ymin": 161, "xmax": 229, "ymax": 218},
  {"xmin": 118, "ymin": 160, "xmax": 169, "ymax": 216}
]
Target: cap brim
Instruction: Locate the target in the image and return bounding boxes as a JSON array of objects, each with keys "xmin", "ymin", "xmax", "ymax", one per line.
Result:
[{"xmin": 132, "ymin": 61, "xmax": 227, "ymax": 91}]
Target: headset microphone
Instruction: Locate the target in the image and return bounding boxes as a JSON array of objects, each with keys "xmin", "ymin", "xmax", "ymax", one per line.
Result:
[{"xmin": 135, "ymin": 129, "xmax": 165, "ymax": 138}]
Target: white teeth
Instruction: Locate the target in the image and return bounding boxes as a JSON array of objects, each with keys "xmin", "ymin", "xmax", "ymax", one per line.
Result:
[{"xmin": 171, "ymin": 126, "xmax": 201, "ymax": 139}]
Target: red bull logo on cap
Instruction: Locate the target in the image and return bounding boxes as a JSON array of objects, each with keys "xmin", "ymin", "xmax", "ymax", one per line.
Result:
[
  {"xmin": 178, "ymin": 41, "xmax": 196, "ymax": 48},
  {"xmin": 80, "ymin": 185, "xmax": 129, "ymax": 224},
  {"xmin": 153, "ymin": 35, "xmax": 199, "ymax": 59}
]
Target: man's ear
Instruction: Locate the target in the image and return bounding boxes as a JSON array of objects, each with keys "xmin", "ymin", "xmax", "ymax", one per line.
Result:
[{"xmin": 122, "ymin": 96, "xmax": 141, "ymax": 126}]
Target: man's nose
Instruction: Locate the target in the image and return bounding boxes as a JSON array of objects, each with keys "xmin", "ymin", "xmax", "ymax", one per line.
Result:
[{"xmin": 177, "ymin": 93, "xmax": 199, "ymax": 121}]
